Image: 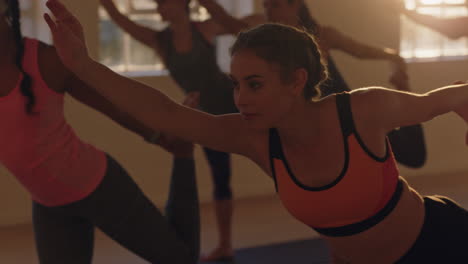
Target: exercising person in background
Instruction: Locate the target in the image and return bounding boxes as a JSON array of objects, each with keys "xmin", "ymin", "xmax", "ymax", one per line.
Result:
[
  {"xmin": 99, "ymin": 1, "xmax": 263, "ymax": 261},
  {"xmin": 0, "ymin": 1, "xmax": 201, "ymax": 262},
  {"xmin": 398, "ymin": 0, "xmax": 468, "ymax": 39}
]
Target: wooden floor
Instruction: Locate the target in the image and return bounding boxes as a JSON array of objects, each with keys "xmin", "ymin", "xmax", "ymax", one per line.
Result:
[{"xmin": 1, "ymin": 171, "xmax": 468, "ymax": 264}]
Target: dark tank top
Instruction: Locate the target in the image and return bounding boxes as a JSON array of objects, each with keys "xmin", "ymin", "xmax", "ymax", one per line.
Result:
[{"xmin": 157, "ymin": 24, "xmax": 237, "ymax": 115}]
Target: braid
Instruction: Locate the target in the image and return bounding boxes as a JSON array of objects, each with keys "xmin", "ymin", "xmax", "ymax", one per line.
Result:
[
  {"xmin": 290, "ymin": 1, "xmax": 328, "ymax": 98},
  {"xmin": 8, "ymin": 0, "xmax": 35, "ymax": 114},
  {"xmin": 303, "ymin": 31, "xmax": 328, "ymax": 99},
  {"xmin": 231, "ymin": 24, "xmax": 328, "ymax": 100}
]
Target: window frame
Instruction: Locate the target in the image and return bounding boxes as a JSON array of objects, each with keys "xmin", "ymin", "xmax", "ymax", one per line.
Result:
[
  {"xmin": 98, "ymin": 0, "xmax": 253, "ymax": 77},
  {"xmin": 98, "ymin": 0, "xmax": 219, "ymax": 77},
  {"xmin": 400, "ymin": 0, "xmax": 468, "ymax": 62}
]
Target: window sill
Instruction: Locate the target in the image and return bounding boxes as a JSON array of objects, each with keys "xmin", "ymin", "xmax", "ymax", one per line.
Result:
[
  {"xmin": 117, "ymin": 69, "xmax": 170, "ymax": 78},
  {"xmin": 403, "ymin": 55, "xmax": 468, "ymax": 64}
]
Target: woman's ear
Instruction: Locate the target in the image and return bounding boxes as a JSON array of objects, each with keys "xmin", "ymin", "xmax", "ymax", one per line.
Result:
[{"xmin": 292, "ymin": 68, "xmax": 308, "ymax": 97}]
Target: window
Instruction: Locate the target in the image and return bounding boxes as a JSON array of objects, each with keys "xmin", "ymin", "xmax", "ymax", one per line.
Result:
[
  {"xmin": 19, "ymin": 0, "xmax": 50, "ymax": 42},
  {"xmin": 400, "ymin": 0, "xmax": 468, "ymax": 60},
  {"xmin": 215, "ymin": 0, "xmax": 254, "ymax": 73},
  {"xmin": 99, "ymin": 0, "xmax": 211, "ymax": 75}
]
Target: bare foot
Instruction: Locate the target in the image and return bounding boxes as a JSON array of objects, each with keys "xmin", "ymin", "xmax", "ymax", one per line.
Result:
[{"xmin": 200, "ymin": 247, "xmax": 234, "ymax": 262}]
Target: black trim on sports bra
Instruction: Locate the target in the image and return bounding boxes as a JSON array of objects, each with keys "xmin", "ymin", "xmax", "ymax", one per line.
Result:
[
  {"xmin": 268, "ymin": 93, "xmax": 394, "ymax": 193},
  {"xmin": 268, "ymin": 92, "xmax": 357, "ymax": 192},
  {"xmin": 269, "ymin": 128, "xmax": 280, "ymax": 192},
  {"xmin": 267, "ymin": 92, "xmax": 402, "ymax": 237},
  {"xmin": 337, "ymin": 92, "xmax": 390, "ymax": 162},
  {"xmin": 314, "ymin": 179, "xmax": 403, "ymax": 237},
  {"xmin": 269, "ymin": 127, "xmax": 350, "ymax": 192}
]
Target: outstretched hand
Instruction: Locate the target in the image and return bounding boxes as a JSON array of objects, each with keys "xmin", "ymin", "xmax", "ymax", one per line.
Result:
[{"xmin": 44, "ymin": 0, "xmax": 90, "ymax": 76}]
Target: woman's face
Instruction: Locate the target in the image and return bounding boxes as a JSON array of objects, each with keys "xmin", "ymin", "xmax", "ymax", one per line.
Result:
[{"xmin": 230, "ymin": 49, "xmax": 303, "ymax": 130}]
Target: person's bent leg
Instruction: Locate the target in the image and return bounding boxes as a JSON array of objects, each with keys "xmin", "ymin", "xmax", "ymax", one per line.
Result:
[
  {"xmin": 33, "ymin": 201, "xmax": 94, "ymax": 264},
  {"xmin": 74, "ymin": 155, "xmax": 199, "ymax": 264}
]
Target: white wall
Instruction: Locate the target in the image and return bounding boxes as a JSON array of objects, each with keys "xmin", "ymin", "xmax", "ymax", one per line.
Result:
[{"xmin": 1, "ymin": 0, "xmax": 468, "ymax": 226}]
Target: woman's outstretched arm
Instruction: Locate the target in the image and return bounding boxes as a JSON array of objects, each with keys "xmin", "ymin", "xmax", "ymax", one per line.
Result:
[
  {"xmin": 99, "ymin": 0, "xmax": 166, "ymax": 58},
  {"xmin": 403, "ymin": 9, "xmax": 468, "ymax": 39},
  {"xmin": 352, "ymin": 84, "xmax": 468, "ymax": 135},
  {"xmin": 44, "ymin": 0, "xmax": 257, "ymax": 157},
  {"xmin": 322, "ymin": 26, "xmax": 409, "ymax": 91}
]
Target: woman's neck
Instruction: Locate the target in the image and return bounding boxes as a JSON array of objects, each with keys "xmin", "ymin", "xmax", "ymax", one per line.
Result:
[
  {"xmin": 275, "ymin": 99, "xmax": 324, "ymax": 149},
  {"xmin": 169, "ymin": 15, "xmax": 191, "ymax": 33}
]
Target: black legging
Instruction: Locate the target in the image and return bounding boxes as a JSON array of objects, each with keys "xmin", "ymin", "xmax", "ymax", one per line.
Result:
[
  {"xmin": 203, "ymin": 147, "xmax": 232, "ymax": 201},
  {"xmin": 33, "ymin": 155, "xmax": 199, "ymax": 264},
  {"xmin": 397, "ymin": 195, "xmax": 468, "ymax": 263}
]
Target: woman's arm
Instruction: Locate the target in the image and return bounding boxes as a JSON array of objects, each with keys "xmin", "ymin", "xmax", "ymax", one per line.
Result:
[
  {"xmin": 198, "ymin": 0, "xmax": 265, "ymax": 35},
  {"xmin": 151, "ymin": 92, "xmax": 199, "ymax": 158},
  {"xmin": 403, "ymin": 9, "xmax": 468, "ymax": 39},
  {"xmin": 75, "ymin": 59, "xmax": 254, "ymax": 155},
  {"xmin": 322, "ymin": 27, "xmax": 403, "ymax": 62},
  {"xmin": 99, "ymin": 0, "xmax": 166, "ymax": 58},
  {"xmin": 41, "ymin": 42, "xmax": 156, "ymax": 140},
  {"xmin": 67, "ymin": 76, "xmax": 157, "ymax": 140},
  {"xmin": 322, "ymin": 26, "xmax": 409, "ymax": 91},
  {"xmin": 44, "ymin": 0, "xmax": 257, "ymax": 157},
  {"xmin": 353, "ymin": 84, "xmax": 468, "ymax": 133}
]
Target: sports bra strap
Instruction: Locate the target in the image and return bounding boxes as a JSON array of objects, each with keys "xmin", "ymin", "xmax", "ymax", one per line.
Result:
[{"xmin": 335, "ymin": 92, "xmax": 355, "ymax": 137}]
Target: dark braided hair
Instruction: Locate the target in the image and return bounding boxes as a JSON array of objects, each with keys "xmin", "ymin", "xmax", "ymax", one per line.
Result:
[
  {"xmin": 6, "ymin": 0, "xmax": 35, "ymax": 114},
  {"xmin": 231, "ymin": 23, "xmax": 328, "ymax": 100}
]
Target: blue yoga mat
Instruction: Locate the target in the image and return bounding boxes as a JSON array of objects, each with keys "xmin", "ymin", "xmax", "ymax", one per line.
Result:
[{"xmin": 200, "ymin": 238, "xmax": 330, "ymax": 264}]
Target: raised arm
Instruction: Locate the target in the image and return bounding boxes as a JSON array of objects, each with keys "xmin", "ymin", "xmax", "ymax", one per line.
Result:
[
  {"xmin": 353, "ymin": 84, "xmax": 468, "ymax": 134},
  {"xmin": 99, "ymin": 0, "xmax": 166, "ymax": 58},
  {"xmin": 198, "ymin": 0, "xmax": 265, "ymax": 35},
  {"xmin": 403, "ymin": 9, "xmax": 468, "ymax": 39},
  {"xmin": 44, "ymin": 0, "xmax": 257, "ymax": 157},
  {"xmin": 75, "ymin": 60, "xmax": 254, "ymax": 155},
  {"xmin": 322, "ymin": 26, "xmax": 409, "ymax": 91},
  {"xmin": 39, "ymin": 41, "xmax": 158, "ymax": 141}
]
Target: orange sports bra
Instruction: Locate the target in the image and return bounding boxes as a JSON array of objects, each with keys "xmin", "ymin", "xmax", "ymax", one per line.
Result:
[{"xmin": 269, "ymin": 92, "xmax": 402, "ymax": 237}]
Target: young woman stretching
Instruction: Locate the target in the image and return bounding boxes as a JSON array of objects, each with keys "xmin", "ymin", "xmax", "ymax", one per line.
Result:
[
  {"xmin": 46, "ymin": 1, "xmax": 468, "ymax": 262},
  {"xmin": 0, "ymin": 0, "xmax": 200, "ymax": 263}
]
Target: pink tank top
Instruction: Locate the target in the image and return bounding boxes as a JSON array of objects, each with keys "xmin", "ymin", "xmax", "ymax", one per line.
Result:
[{"xmin": 0, "ymin": 38, "xmax": 107, "ymax": 206}]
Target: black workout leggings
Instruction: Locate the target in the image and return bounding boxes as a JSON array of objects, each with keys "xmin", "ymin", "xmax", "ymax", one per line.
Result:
[
  {"xmin": 33, "ymin": 155, "xmax": 199, "ymax": 264},
  {"xmin": 397, "ymin": 195, "xmax": 468, "ymax": 263},
  {"xmin": 203, "ymin": 147, "xmax": 232, "ymax": 201}
]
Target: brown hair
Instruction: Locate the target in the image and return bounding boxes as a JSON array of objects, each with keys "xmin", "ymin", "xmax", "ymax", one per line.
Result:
[
  {"xmin": 230, "ymin": 23, "xmax": 328, "ymax": 100},
  {"xmin": 6, "ymin": 0, "xmax": 35, "ymax": 114}
]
